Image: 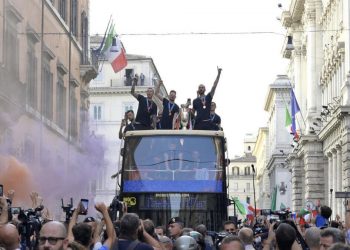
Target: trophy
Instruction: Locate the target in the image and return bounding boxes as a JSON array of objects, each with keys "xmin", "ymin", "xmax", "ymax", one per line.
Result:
[{"xmin": 180, "ymin": 98, "xmax": 191, "ymax": 130}]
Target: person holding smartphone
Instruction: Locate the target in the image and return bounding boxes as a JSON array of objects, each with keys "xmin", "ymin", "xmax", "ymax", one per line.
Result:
[
  {"xmin": 68, "ymin": 201, "xmax": 116, "ymax": 250},
  {"xmin": 119, "ymin": 110, "xmax": 136, "ymax": 139}
]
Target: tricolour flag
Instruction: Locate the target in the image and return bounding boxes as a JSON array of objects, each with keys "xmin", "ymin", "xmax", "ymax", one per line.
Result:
[
  {"xmin": 291, "ymin": 89, "xmax": 300, "ymax": 140},
  {"xmin": 285, "ymin": 107, "xmax": 292, "ymax": 133},
  {"xmin": 102, "ymin": 23, "xmax": 127, "ymax": 73}
]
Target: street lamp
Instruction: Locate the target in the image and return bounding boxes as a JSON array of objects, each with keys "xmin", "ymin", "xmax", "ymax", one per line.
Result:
[{"xmin": 251, "ymin": 164, "xmax": 257, "ymax": 218}]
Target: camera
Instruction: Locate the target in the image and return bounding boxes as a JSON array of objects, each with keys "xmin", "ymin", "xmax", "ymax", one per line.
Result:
[
  {"xmin": 11, "ymin": 207, "xmax": 21, "ymax": 215},
  {"xmin": 214, "ymin": 231, "xmax": 230, "ymax": 249},
  {"xmin": 0, "ymin": 184, "xmax": 3, "ymax": 196},
  {"xmin": 108, "ymin": 196, "xmax": 123, "ymax": 221}
]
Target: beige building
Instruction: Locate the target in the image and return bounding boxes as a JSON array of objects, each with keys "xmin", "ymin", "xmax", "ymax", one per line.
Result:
[
  {"xmin": 277, "ymin": 0, "xmax": 350, "ymax": 218},
  {"xmin": 227, "ymin": 134, "xmax": 256, "ymax": 217},
  {"xmin": 0, "ymin": 0, "xmax": 97, "ymax": 214}
]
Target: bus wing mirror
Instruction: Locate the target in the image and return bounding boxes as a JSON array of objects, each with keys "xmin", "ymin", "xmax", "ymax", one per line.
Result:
[
  {"xmin": 120, "ymin": 147, "xmax": 124, "ymax": 156},
  {"xmin": 225, "ymin": 159, "xmax": 230, "ymax": 166}
]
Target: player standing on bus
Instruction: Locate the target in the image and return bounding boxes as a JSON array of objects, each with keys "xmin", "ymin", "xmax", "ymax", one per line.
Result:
[
  {"xmin": 131, "ymin": 74, "xmax": 157, "ymax": 130},
  {"xmin": 192, "ymin": 67, "xmax": 222, "ymax": 130},
  {"xmin": 155, "ymin": 80, "xmax": 180, "ymax": 130}
]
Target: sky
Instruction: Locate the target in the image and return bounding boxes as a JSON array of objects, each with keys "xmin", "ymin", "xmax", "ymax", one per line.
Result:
[{"xmin": 90, "ymin": 0, "xmax": 290, "ymax": 156}]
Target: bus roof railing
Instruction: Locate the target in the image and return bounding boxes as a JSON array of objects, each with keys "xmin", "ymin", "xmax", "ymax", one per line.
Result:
[{"xmin": 124, "ymin": 129, "xmax": 225, "ymax": 138}]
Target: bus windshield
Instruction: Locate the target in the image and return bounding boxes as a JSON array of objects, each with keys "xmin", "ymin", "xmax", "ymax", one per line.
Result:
[{"xmin": 122, "ymin": 135, "xmax": 224, "ymax": 193}]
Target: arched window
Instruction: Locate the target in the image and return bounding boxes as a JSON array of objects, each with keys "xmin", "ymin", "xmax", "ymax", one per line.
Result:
[
  {"xmin": 244, "ymin": 166, "xmax": 250, "ymax": 175},
  {"xmin": 248, "ymin": 146, "xmax": 251, "ymax": 151}
]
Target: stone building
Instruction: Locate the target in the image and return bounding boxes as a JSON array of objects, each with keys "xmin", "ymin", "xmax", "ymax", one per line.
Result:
[
  {"xmin": 0, "ymin": 0, "xmax": 97, "ymax": 215},
  {"xmin": 227, "ymin": 134, "xmax": 256, "ymax": 217},
  {"xmin": 280, "ymin": 0, "xmax": 350, "ymax": 217}
]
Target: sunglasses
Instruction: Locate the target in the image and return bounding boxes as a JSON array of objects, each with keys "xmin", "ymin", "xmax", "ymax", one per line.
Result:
[{"xmin": 39, "ymin": 236, "xmax": 65, "ymax": 245}]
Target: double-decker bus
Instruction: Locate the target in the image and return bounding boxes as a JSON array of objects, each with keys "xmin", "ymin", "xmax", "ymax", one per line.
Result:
[{"xmin": 118, "ymin": 130, "xmax": 229, "ymax": 231}]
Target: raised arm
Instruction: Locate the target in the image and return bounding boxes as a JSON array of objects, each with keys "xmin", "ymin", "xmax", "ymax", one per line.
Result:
[
  {"xmin": 155, "ymin": 80, "xmax": 165, "ymax": 101},
  {"xmin": 130, "ymin": 74, "xmax": 139, "ymax": 99},
  {"xmin": 95, "ymin": 202, "xmax": 116, "ymax": 249},
  {"xmin": 0, "ymin": 197, "xmax": 9, "ymax": 224},
  {"xmin": 209, "ymin": 67, "xmax": 222, "ymax": 98},
  {"xmin": 67, "ymin": 202, "xmax": 82, "ymax": 242}
]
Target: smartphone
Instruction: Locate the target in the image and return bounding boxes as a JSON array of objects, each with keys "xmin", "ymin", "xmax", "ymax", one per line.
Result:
[
  {"xmin": 0, "ymin": 184, "xmax": 3, "ymax": 197},
  {"xmin": 79, "ymin": 199, "xmax": 89, "ymax": 215},
  {"xmin": 11, "ymin": 207, "xmax": 21, "ymax": 215}
]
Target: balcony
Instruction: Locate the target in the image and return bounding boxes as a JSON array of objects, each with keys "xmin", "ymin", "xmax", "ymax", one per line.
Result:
[{"xmin": 80, "ymin": 48, "xmax": 99, "ymax": 83}]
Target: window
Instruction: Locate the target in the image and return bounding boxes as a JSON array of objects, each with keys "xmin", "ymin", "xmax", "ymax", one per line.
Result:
[
  {"xmin": 26, "ymin": 41, "xmax": 37, "ymax": 109},
  {"xmin": 69, "ymin": 84, "xmax": 78, "ymax": 138},
  {"xmin": 244, "ymin": 166, "xmax": 251, "ymax": 176},
  {"xmin": 59, "ymin": 0, "xmax": 66, "ymax": 21},
  {"xmin": 246, "ymin": 196, "xmax": 251, "ymax": 204},
  {"xmin": 92, "ymin": 105, "xmax": 102, "ymax": 121},
  {"xmin": 124, "ymin": 69, "xmax": 134, "ymax": 86},
  {"xmin": 70, "ymin": 0, "xmax": 78, "ymax": 36},
  {"xmin": 232, "ymin": 167, "xmax": 239, "ymax": 176},
  {"xmin": 56, "ymin": 71, "xmax": 66, "ymax": 129},
  {"xmin": 23, "ymin": 137, "xmax": 35, "ymax": 163},
  {"xmin": 246, "ymin": 183, "xmax": 250, "ymax": 192},
  {"xmin": 248, "ymin": 146, "xmax": 251, "ymax": 151},
  {"xmin": 81, "ymin": 11, "xmax": 88, "ymax": 64},
  {"xmin": 5, "ymin": 14, "xmax": 19, "ymax": 79},
  {"xmin": 42, "ymin": 57, "xmax": 53, "ymax": 120}
]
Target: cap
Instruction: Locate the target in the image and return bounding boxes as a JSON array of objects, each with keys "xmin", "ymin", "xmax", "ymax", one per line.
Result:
[
  {"xmin": 168, "ymin": 217, "xmax": 183, "ymax": 225},
  {"xmin": 83, "ymin": 216, "xmax": 95, "ymax": 223}
]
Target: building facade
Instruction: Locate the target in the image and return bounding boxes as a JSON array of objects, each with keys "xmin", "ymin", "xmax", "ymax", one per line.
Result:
[
  {"xmin": 227, "ymin": 134, "xmax": 257, "ymax": 217},
  {"xmin": 0, "ymin": 0, "xmax": 97, "ymax": 215},
  {"xmin": 259, "ymin": 75, "xmax": 293, "ymax": 211},
  {"xmin": 89, "ymin": 36, "xmax": 167, "ymax": 203},
  {"xmin": 279, "ymin": 0, "xmax": 350, "ymax": 217}
]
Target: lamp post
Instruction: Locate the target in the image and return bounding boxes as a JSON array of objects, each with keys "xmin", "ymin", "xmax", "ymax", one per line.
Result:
[{"xmin": 251, "ymin": 164, "xmax": 257, "ymax": 218}]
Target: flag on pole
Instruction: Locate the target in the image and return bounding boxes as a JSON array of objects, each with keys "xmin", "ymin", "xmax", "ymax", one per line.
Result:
[
  {"xmin": 232, "ymin": 197, "xmax": 246, "ymax": 216},
  {"xmin": 291, "ymin": 89, "xmax": 300, "ymax": 140},
  {"xmin": 102, "ymin": 23, "xmax": 127, "ymax": 73}
]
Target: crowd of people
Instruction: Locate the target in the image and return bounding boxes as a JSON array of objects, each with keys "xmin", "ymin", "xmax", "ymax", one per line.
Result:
[
  {"xmin": 119, "ymin": 68, "xmax": 222, "ymax": 139},
  {"xmin": 2, "ymin": 189, "xmax": 350, "ymax": 249}
]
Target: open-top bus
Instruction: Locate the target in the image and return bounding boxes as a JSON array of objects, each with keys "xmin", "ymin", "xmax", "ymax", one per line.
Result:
[{"xmin": 118, "ymin": 130, "xmax": 229, "ymax": 231}]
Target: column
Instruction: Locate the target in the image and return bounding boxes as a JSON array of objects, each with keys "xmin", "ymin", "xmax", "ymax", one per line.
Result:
[
  {"xmin": 331, "ymin": 148, "xmax": 337, "ymax": 217},
  {"xmin": 305, "ymin": 1, "xmax": 322, "ymax": 125},
  {"xmin": 341, "ymin": 0, "xmax": 350, "ymax": 105},
  {"xmin": 327, "ymin": 152, "xmax": 332, "ymax": 206},
  {"xmin": 303, "ymin": 139, "xmax": 325, "ymax": 204},
  {"xmin": 288, "ymin": 153, "xmax": 303, "ymax": 211},
  {"xmin": 337, "ymin": 146, "xmax": 343, "ymax": 217}
]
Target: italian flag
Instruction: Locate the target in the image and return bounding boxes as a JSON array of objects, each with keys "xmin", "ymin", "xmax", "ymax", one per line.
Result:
[
  {"xmin": 285, "ymin": 107, "xmax": 292, "ymax": 133},
  {"xmin": 285, "ymin": 106, "xmax": 299, "ymax": 139},
  {"xmin": 102, "ymin": 23, "xmax": 127, "ymax": 73}
]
